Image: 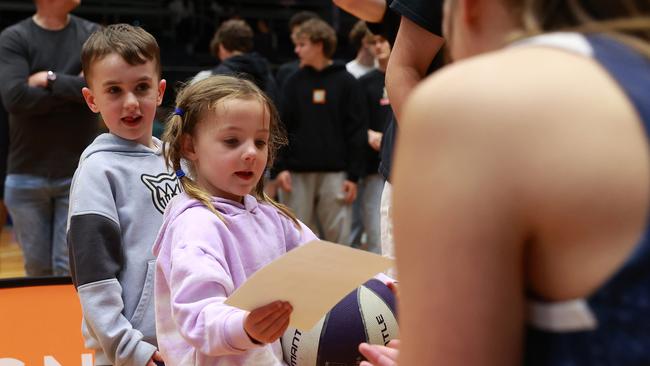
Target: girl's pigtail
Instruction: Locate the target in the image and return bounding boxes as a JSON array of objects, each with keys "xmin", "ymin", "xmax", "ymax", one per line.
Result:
[
  {"xmin": 254, "ymin": 181, "xmax": 301, "ymax": 230},
  {"xmin": 163, "ymin": 108, "xmax": 225, "ymax": 222}
]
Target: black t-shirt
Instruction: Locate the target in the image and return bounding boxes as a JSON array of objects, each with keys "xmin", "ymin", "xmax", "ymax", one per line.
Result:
[
  {"xmin": 366, "ymin": 0, "xmax": 401, "ymax": 46},
  {"xmin": 391, "ymin": 0, "xmax": 443, "ymax": 35},
  {"xmin": 378, "ymin": 0, "xmax": 445, "ymax": 181}
]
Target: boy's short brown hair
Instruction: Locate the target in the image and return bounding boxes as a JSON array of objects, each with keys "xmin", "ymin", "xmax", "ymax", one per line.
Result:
[
  {"xmin": 81, "ymin": 24, "xmax": 161, "ymax": 84},
  {"xmin": 295, "ymin": 18, "xmax": 337, "ymax": 59},
  {"xmin": 348, "ymin": 20, "xmax": 372, "ymax": 52},
  {"xmin": 288, "ymin": 10, "xmax": 320, "ymax": 32},
  {"xmin": 209, "ymin": 19, "xmax": 254, "ymax": 57}
]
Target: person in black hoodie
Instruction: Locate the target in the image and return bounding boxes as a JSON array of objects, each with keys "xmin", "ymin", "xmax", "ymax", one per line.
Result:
[
  {"xmin": 193, "ymin": 19, "xmax": 279, "ymax": 105},
  {"xmin": 274, "ymin": 18, "xmax": 367, "ymax": 245}
]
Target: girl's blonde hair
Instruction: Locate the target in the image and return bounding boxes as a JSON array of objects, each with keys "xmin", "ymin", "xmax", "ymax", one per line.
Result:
[
  {"xmin": 162, "ymin": 75, "xmax": 300, "ymax": 227},
  {"xmin": 505, "ymin": 0, "xmax": 650, "ymax": 56}
]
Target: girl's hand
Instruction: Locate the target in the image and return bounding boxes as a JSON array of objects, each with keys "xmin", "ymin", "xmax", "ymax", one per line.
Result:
[
  {"xmin": 359, "ymin": 340, "xmax": 400, "ymax": 366},
  {"xmin": 244, "ymin": 301, "xmax": 293, "ymax": 344},
  {"xmin": 146, "ymin": 350, "xmax": 164, "ymax": 366}
]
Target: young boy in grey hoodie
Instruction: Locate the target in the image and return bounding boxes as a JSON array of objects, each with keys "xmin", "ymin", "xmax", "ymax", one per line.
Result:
[{"xmin": 67, "ymin": 24, "xmax": 180, "ymax": 366}]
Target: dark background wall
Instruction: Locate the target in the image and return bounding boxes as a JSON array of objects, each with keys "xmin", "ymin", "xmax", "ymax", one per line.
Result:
[{"xmin": 0, "ymin": 0, "xmax": 360, "ymax": 107}]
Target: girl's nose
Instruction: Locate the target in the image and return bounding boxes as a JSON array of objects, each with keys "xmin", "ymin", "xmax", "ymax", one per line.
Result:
[{"xmin": 242, "ymin": 142, "xmax": 256, "ymax": 161}]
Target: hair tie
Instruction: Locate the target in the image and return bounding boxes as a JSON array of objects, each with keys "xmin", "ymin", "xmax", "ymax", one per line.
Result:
[
  {"xmin": 175, "ymin": 169, "xmax": 185, "ymax": 178},
  {"xmin": 174, "ymin": 107, "xmax": 184, "ymax": 117}
]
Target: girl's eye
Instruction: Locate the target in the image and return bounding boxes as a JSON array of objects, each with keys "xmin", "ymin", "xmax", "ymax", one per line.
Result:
[
  {"xmin": 255, "ymin": 140, "xmax": 268, "ymax": 148},
  {"xmin": 224, "ymin": 139, "xmax": 239, "ymax": 146}
]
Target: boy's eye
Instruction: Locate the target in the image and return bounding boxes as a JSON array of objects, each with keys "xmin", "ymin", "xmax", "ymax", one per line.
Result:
[
  {"xmin": 136, "ymin": 83, "xmax": 151, "ymax": 92},
  {"xmin": 107, "ymin": 86, "xmax": 121, "ymax": 94}
]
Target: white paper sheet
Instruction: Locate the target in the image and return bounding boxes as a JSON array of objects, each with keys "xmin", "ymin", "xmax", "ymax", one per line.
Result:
[{"xmin": 224, "ymin": 240, "xmax": 394, "ymax": 330}]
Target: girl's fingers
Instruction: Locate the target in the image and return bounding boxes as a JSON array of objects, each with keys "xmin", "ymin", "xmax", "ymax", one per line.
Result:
[
  {"xmin": 248, "ymin": 301, "xmax": 286, "ymax": 324},
  {"xmin": 266, "ymin": 312, "xmax": 291, "ymax": 341},
  {"xmin": 255, "ymin": 303, "xmax": 292, "ymax": 334}
]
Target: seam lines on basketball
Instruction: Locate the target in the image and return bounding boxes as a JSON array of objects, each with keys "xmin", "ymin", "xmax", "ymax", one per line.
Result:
[
  {"xmin": 358, "ymin": 286, "xmax": 370, "ymax": 344},
  {"xmin": 365, "ymin": 284, "xmax": 393, "ymax": 312},
  {"xmin": 315, "ymin": 310, "xmax": 332, "ymax": 366}
]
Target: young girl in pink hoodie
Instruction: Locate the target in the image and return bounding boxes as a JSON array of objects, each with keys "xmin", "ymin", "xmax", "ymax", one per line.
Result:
[{"xmin": 153, "ymin": 75, "xmax": 317, "ymax": 365}]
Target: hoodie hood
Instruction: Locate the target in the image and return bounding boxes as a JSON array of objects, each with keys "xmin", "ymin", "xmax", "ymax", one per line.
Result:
[
  {"xmin": 302, "ymin": 59, "xmax": 347, "ymax": 75},
  {"xmin": 216, "ymin": 52, "xmax": 272, "ymax": 89},
  {"xmin": 152, "ymin": 192, "xmax": 260, "ymax": 256},
  {"xmin": 80, "ymin": 133, "xmax": 162, "ymax": 161}
]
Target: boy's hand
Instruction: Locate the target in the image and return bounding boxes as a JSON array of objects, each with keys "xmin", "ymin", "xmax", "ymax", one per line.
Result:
[
  {"xmin": 368, "ymin": 130, "xmax": 383, "ymax": 151},
  {"xmin": 359, "ymin": 339, "xmax": 400, "ymax": 366},
  {"xmin": 277, "ymin": 171, "xmax": 292, "ymax": 192},
  {"xmin": 341, "ymin": 180, "xmax": 357, "ymax": 204},
  {"xmin": 244, "ymin": 301, "xmax": 293, "ymax": 344},
  {"xmin": 146, "ymin": 350, "xmax": 164, "ymax": 366}
]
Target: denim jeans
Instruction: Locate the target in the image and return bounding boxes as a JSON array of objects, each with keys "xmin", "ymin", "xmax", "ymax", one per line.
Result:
[
  {"xmin": 349, "ymin": 174, "xmax": 385, "ymax": 254},
  {"xmin": 4, "ymin": 174, "xmax": 72, "ymax": 276}
]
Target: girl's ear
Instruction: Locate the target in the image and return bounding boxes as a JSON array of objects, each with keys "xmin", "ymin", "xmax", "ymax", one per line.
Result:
[{"xmin": 180, "ymin": 133, "xmax": 197, "ymax": 161}]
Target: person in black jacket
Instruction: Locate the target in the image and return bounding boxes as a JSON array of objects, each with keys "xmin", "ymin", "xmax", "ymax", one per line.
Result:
[
  {"xmin": 275, "ymin": 18, "xmax": 367, "ymax": 244},
  {"xmin": 352, "ymin": 33, "xmax": 392, "ymax": 253},
  {"xmin": 193, "ymin": 19, "xmax": 279, "ymax": 105}
]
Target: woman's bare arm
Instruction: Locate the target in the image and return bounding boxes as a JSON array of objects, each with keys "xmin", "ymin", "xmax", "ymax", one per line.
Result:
[
  {"xmin": 392, "ymin": 66, "xmax": 527, "ymax": 366},
  {"xmin": 385, "ymin": 16, "xmax": 444, "ymax": 120},
  {"xmin": 332, "ymin": 0, "xmax": 386, "ymax": 22}
]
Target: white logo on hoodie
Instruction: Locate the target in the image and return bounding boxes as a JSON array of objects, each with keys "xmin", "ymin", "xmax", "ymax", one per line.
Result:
[{"xmin": 141, "ymin": 173, "xmax": 181, "ymax": 214}]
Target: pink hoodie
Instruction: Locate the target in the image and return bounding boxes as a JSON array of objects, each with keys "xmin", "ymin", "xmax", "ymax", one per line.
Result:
[{"xmin": 153, "ymin": 192, "xmax": 317, "ymax": 365}]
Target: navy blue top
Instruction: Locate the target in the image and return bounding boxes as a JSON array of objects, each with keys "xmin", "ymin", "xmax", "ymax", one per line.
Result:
[
  {"xmin": 379, "ymin": 0, "xmax": 444, "ymax": 182},
  {"xmin": 525, "ymin": 34, "xmax": 650, "ymax": 366}
]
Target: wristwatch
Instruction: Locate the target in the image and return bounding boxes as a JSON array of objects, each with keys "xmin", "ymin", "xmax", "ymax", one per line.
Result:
[{"xmin": 46, "ymin": 70, "xmax": 56, "ymax": 90}]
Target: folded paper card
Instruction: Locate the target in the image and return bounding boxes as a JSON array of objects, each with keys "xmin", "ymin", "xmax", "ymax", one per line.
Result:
[{"xmin": 224, "ymin": 240, "xmax": 394, "ymax": 330}]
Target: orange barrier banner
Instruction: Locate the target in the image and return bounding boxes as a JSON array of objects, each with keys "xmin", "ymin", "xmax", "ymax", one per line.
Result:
[{"xmin": 0, "ymin": 280, "xmax": 93, "ymax": 366}]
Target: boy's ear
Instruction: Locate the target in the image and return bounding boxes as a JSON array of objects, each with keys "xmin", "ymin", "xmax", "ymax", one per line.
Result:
[
  {"xmin": 81, "ymin": 87, "xmax": 100, "ymax": 113},
  {"xmin": 315, "ymin": 41, "xmax": 325, "ymax": 55},
  {"xmin": 462, "ymin": 0, "xmax": 482, "ymax": 28},
  {"xmin": 156, "ymin": 79, "xmax": 167, "ymax": 106},
  {"xmin": 180, "ymin": 133, "xmax": 197, "ymax": 161}
]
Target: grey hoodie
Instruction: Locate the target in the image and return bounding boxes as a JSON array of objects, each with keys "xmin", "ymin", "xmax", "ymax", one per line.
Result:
[{"xmin": 67, "ymin": 133, "xmax": 181, "ymax": 366}]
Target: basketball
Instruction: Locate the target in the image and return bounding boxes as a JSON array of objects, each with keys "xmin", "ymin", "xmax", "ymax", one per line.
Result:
[{"xmin": 281, "ymin": 278, "xmax": 399, "ymax": 366}]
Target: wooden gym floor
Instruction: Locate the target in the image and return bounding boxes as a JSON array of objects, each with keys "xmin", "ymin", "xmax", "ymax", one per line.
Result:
[{"xmin": 0, "ymin": 226, "xmax": 26, "ymax": 279}]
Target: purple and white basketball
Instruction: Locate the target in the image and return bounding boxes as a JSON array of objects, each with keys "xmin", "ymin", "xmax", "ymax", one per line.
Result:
[{"xmin": 281, "ymin": 279, "xmax": 399, "ymax": 366}]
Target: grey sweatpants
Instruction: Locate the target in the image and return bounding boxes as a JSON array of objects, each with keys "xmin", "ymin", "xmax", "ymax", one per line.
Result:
[{"xmin": 278, "ymin": 171, "xmax": 352, "ymax": 244}]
